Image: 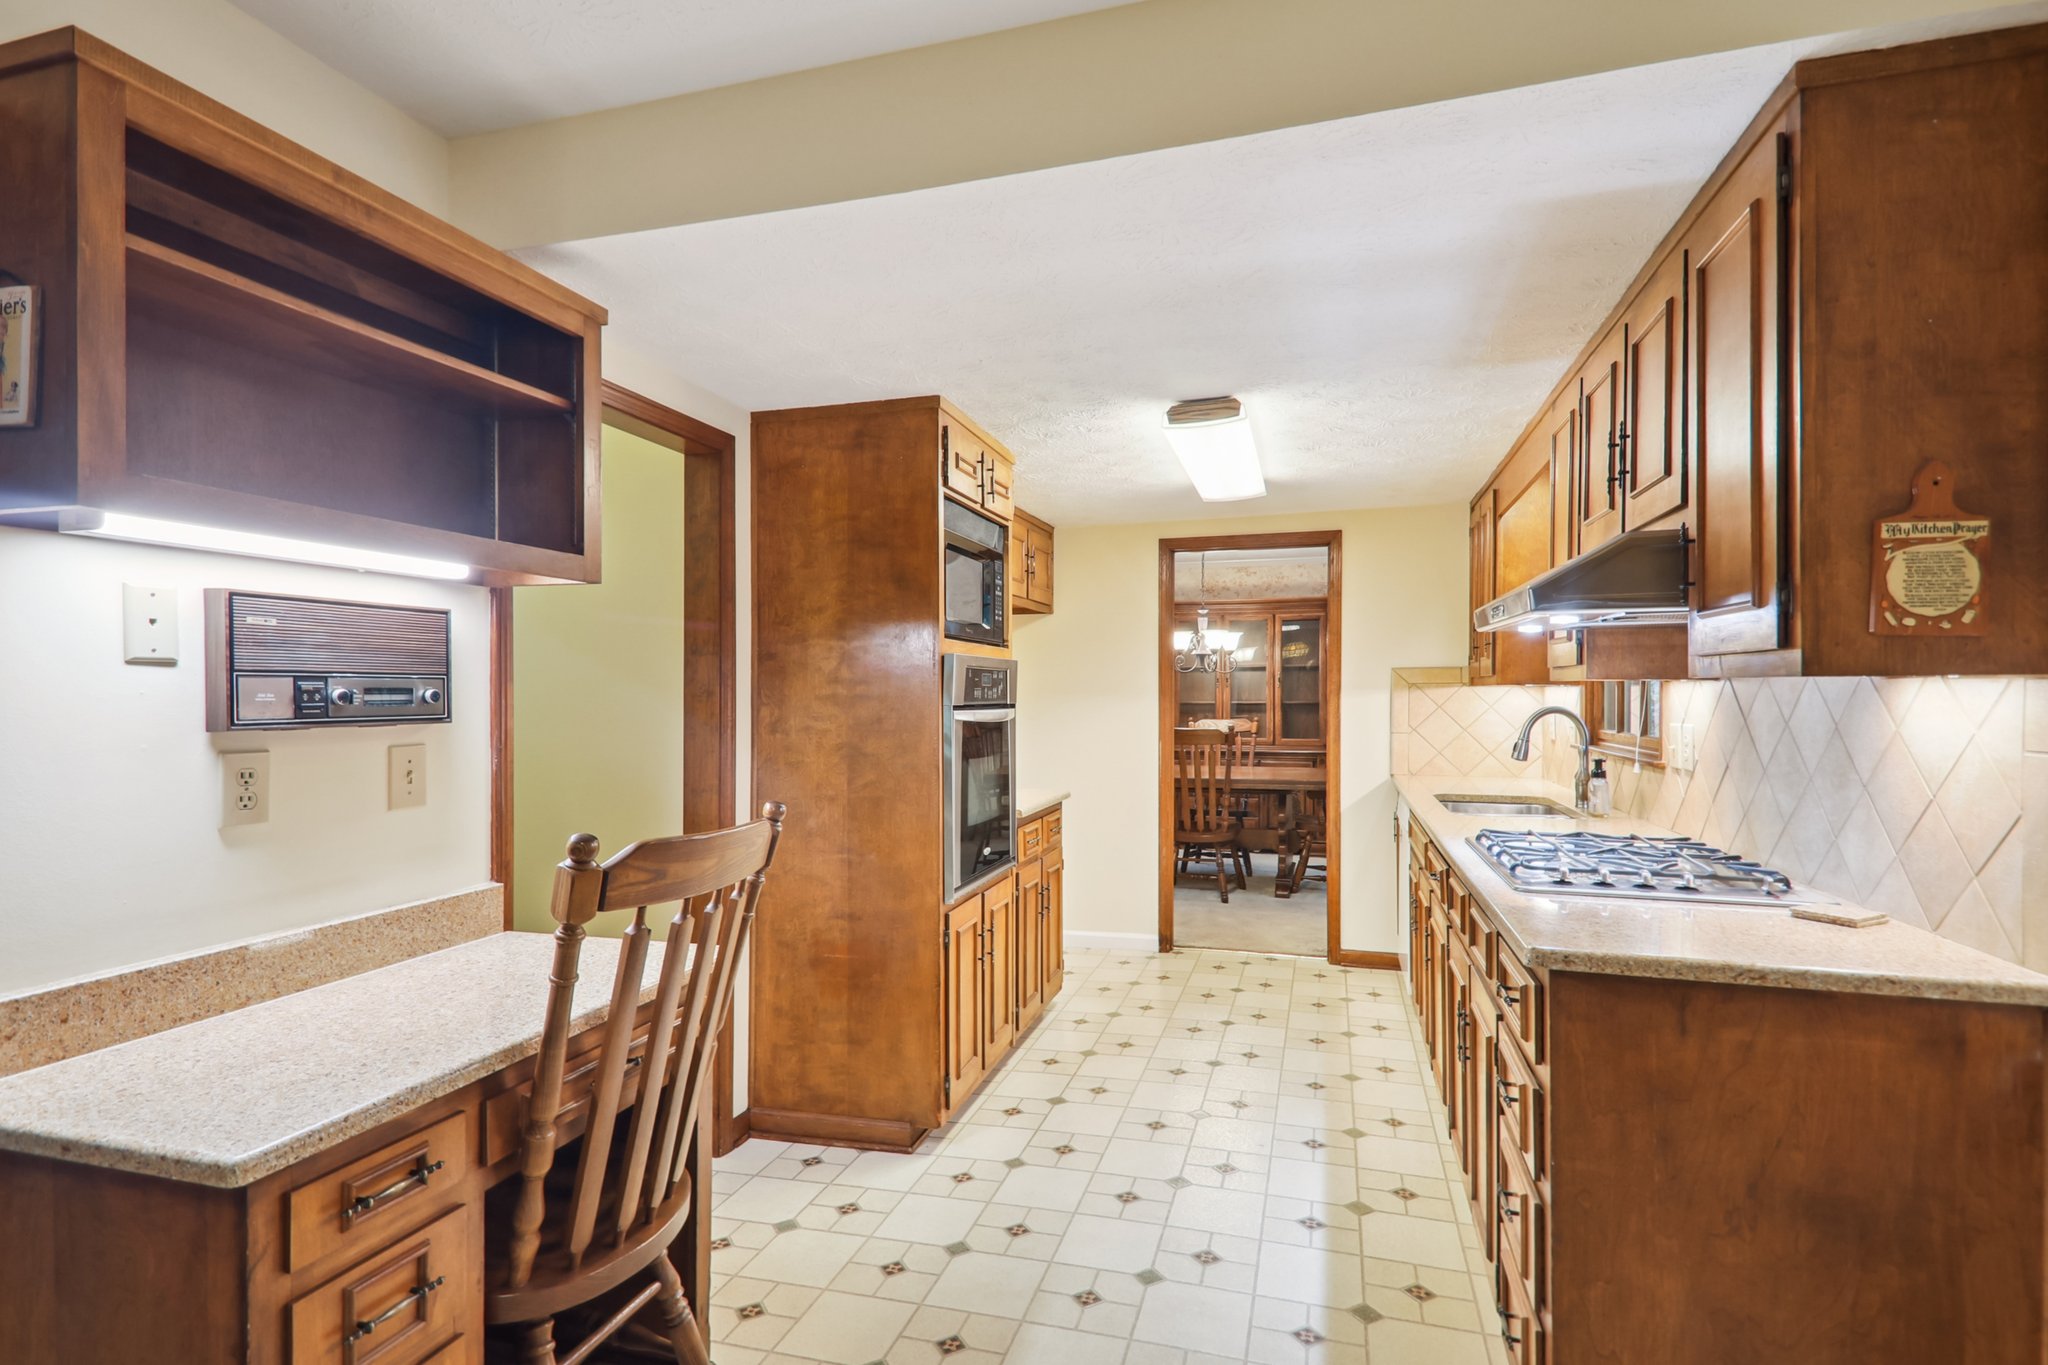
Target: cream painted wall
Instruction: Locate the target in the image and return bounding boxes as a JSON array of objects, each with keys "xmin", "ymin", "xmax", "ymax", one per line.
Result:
[
  {"xmin": 1012, "ymin": 504, "xmax": 1469, "ymax": 957},
  {"xmin": 512, "ymin": 425, "xmax": 685, "ymax": 933},
  {"xmin": 1, "ymin": 0, "xmax": 449, "ymax": 212},
  {"xmin": 0, "ymin": 528, "xmax": 491, "ymax": 992}
]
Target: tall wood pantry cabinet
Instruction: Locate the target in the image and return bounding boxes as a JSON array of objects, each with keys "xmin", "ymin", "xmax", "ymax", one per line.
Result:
[{"xmin": 750, "ymin": 397, "xmax": 1064, "ymax": 1150}]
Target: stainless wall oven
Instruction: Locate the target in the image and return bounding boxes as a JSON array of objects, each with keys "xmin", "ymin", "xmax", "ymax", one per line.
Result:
[
  {"xmin": 943, "ymin": 654, "xmax": 1016, "ymax": 900},
  {"xmin": 943, "ymin": 500, "xmax": 1007, "ymax": 647}
]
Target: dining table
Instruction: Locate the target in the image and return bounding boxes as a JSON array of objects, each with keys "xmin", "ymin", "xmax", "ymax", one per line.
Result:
[{"xmin": 1176, "ymin": 762, "xmax": 1329, "ymax": 898}]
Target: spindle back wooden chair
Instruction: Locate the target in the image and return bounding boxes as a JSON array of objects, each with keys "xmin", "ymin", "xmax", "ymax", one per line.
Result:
[
  {"xmin": 486, "ymin": 801, "xmax": 785, "ymax": 1365},
  {"xmin": 1172, "ymin": 726, "xmax": 1248, "ymax": 902}
]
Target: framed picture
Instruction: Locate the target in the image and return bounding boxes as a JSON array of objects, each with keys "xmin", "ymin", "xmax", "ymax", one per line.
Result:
[{"xmin": 0, "ymin": 283, "xmax": 41, "ymax": 428}]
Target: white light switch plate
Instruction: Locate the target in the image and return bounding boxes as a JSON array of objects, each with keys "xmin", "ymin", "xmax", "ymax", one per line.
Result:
[
  {"xmin": 122, "ymin": 584, "xmax": 178, "ymax": 665},
  {"xmin": 388, "ymin": 744, "xmax": 426, "ymax": 810},
  {"xmin": 1671, "ymin": 722, "xmax": 1698, "ymax": 773},
  {"xmin": 222, "ymin": 751, "xmax": 269, "ymax": 827}
]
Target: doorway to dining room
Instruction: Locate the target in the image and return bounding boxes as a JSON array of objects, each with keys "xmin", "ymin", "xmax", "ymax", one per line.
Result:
[{"xmin": 1157, "ymin": 532, "xmax": 1340, "ymax": 960}]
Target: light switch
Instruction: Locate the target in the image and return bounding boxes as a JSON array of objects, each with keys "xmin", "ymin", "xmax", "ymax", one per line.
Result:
[
  {"xmin": 388, "ymin": 744, "xmax": 426, "ymax": 810},
  {"xmin": 122, "ymin": 584, "xmax": 178, "ymax": 665}
]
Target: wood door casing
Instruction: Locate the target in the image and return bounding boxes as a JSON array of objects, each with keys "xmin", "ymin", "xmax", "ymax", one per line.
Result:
[{"xmin": 1687, "ymin": 129, "xmax": 1786, "ymax": 657}]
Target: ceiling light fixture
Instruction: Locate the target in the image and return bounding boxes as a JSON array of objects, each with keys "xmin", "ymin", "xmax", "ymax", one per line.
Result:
[
  {"xmin": 1163, "ymin": 396, "xmax": 1264, "ymax": 502},
  {"xmin": 1174, "ymin": 553, "xmax": 1242, "ymax": 675},
  {"xmin": 60, "ymin": 511, "xmax": 471, "ymax": 581}
]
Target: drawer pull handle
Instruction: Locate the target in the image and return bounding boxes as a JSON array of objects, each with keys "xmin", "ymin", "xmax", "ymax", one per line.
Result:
[
  {"xmin": 1498, "ymin": 1305, "xmax": 1523, "ymax": 1350},
  {"xmin": 1497, "ymin": 1077, "xmax": 1520, "ymax": 1111},
  {"xmin": 345, "ymin": 1158, "xmax": 445, "ymax": 1225},
  {"xmin": 347, "ymin": 1275, "xmax": 445, "ymax": 1343},
  {"xmin": 1497, "ymin": 1187, "xmax": 1520, "ymax": 1222},
  {"xmin": 1496, "ymin": 979, "xmax": 1522, "ymax": 1008}
]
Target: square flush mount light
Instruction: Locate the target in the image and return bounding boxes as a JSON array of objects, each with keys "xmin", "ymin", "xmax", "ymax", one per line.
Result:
[
  {"xmin": 1163, "ymin": 396, "xmax": 1264, "ymax": 502},
  {"xmin": 59, "ymin": 510, "xmax": 471, "ymax": 580}
]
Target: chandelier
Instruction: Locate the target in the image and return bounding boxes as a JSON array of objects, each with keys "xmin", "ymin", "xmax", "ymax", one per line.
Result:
[{"xmin": 1173, "ymin": 555, "xmax": 1242, "ymax": 674}]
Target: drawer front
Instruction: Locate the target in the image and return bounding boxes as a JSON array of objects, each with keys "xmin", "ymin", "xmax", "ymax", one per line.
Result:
[
  {"xmin": 1457, "ymin": 884, "xmax": 1491, "ymax": 965},
  {"xmin": 1495, "ymin": 1140, "xmax": 1545, "ymax": 1310},
  {"xmin": 1019, "ymin": 817, "xmax": 1045, "ymax": 859},
  {"xmin": 1495, "ymin": 1251, "xmax": 1545, "ymax": 1365},
  {"xmin": 482, "ymin": 1031, "xmax": 649, "ymax": 1167},
  {"xmin": 287, "ymin": 1113, "xmax": 470, "ymax": 1273},
  {"xmin": 1044, "ymin": 808, "xmax": 1062, "ymax": 850},
  {"xmin": 290, "ymin": 1203, "xmax": 477, "ymax": 1365},
  {"xmin": 1494, "ymin": 1031, "xmax": 1547, "ymax": 1179},
  {"xmin": 1493, "ymin": 944, "xmax": 1544, "ymax": 1065}
]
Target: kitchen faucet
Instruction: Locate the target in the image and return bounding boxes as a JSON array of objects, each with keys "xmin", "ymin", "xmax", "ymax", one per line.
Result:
[{"xmin": 1511, "ymin": 706, "xmax": 1592, "ymax": 812}]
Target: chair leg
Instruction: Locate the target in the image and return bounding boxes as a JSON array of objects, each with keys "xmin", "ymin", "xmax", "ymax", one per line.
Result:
[
  {"xmin": 517, "ymin": 1320, "xmax": 559, "ymax": 1365},
  {"xmin": 652, "ymin": 1253, "xmax": 712, "ymax": 1365},
  {"xmin": 1216, "ymin": 848, "xmax": 1230, "ymax": 903}
]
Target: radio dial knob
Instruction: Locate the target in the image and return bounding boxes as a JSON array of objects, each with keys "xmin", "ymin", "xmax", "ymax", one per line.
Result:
[
  {"xmin": 421, "ymin": 687, "xmax": 444, "ymax": 706},
  {"xmin": 330, "ymin": 687, "xmax": 358, "ymax": 706}
]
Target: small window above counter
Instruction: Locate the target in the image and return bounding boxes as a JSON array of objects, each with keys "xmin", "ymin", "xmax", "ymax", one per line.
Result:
[{"xmin": 0, "ymin": 29, "xmax": 607, "ymax": 585}]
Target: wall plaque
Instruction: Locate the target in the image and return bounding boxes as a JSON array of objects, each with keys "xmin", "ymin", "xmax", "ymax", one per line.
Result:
[
  {"xmin": 1871, "ymin": 460, "xmax": 1988, "ymax": 636},
  {"xmin": 0, "ymin": 283, "xmax": 38, "ymax": 428}
]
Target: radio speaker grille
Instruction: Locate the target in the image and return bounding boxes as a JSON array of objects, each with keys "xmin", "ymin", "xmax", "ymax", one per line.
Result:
[{"xmin": 224, "ymin": 593, "xmax": 449, "ymax": 675}]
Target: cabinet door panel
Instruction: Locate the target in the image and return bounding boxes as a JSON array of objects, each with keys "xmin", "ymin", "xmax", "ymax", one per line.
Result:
[
  {"xmin": 1688, "ymin": 133, "xmax": 1786, "ymax": 656},
  {"xmin": 982, "ymin": 450, "xmax": 1015, "ymax": 520},
  {"xmin": 1545, "ymin": 384, "xmax": 1580, "ymax": 563},
  {"xmin": 1578, "ymin": 328, "xmax": 1624, "ymax": 551},
  {"xmin": 1623, "ymin": 252, "xmax": 1686, "ymax": 529},
  {"xmin": 1017, "ymin": 858, "xmax": 1044, "ymax": 1030},
  {"xmin": 942, "ymin": 421, "xmax": 984, "ymax": 505},
  {"xmin": 1468, "ymin": 490, "xmax": 1496, "ymax": 680},
  {"xmin": 983, "ymin": 875, "xmax": 1016, "ymax": 1058},
  {"xmin": 944, "ymin": 897, "xmax": 986, "ymax": 1110},
  {"xmin": 1042, "ymin": 848, "xmax": 1064, "ymax": 1001}
]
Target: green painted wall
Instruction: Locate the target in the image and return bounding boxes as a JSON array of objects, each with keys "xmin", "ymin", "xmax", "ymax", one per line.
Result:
[{"xmin": 513, "ymin": 424, "xmax": 685, "ymax": 935}]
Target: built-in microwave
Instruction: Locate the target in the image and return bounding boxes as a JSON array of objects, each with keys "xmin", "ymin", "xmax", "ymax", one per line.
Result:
[{"xmin": 943, "ymin": 500, "xmax": 1007, "ymax": 646}]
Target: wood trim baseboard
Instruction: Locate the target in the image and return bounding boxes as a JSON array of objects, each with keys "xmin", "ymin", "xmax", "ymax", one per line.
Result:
[
  {"xmin": 1333, "ymin": 949, "xmax": 1402, "ymax": 970},
  {"xmin": 744, "ymin": 1108, "xmax": 926, "ymax": 1155}
]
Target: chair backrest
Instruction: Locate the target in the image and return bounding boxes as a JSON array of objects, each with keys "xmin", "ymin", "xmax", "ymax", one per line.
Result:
[
  {"xmin": 1188, "ymin": 717, "xmax": 1256, "ymax": 770},
  {"xmin": 504, "ymin": 801, "xmax": 786, "ymax": 1290},
  {"xmin": 1173, "ymin": 726, "xmax": 1236, "ymax": 835}
]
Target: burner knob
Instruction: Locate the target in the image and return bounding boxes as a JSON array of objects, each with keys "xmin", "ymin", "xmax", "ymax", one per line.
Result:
[
  {"xmin": 1594, "ymin": 868, "xmax": 1614, "ymax": 886},
  {"xmin": 1636, "ymin": 871, "xmax": 1658, "ymax": 888}
]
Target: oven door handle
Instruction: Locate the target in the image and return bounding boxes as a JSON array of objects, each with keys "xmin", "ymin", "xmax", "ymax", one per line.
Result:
[{"xmin": 951, "ymin": 707, "xmax": 1016, "ymax": 722}]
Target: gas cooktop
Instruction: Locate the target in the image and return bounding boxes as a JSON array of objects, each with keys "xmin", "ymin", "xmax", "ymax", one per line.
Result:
[{"xmin": 1467, "ymin": 829, "xmax": 1818, "ymax": 907}]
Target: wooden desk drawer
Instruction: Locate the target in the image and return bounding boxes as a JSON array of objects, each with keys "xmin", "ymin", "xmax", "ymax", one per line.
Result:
[
  {"xmin": 1020, "ymin": 817, "xmax": 1046, "ymax": 858},
  {"xmin": 1044, "ymin": 808, "xmax": 1062, "ymax": 849},
  {"xmin": 1494, "ymin": 1031, "xmax": 1546, "ymax": 1178},
  {"xmin": 482, "ymin": 1029, "xmax": 652, "ymax": 1166},
  {"xmin": 287, "ymin": 1113, "xmax": 470, "ymax": 1273},
  {"xmin": 1493, "ymin": 943, "xmax": 1543, "ymax": 1065},
  {"xmin": 290, "ymin": 1203, "xmax": 476, "ymax": 1365}
]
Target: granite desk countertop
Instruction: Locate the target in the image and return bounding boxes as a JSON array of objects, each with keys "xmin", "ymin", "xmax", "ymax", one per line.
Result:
[
  {"xmin": 0, "ymin": 932, "xmax": 666, "ymax": 1188},
  {"xmin": 1396, "ymin": 774, "xmax": 2048, "ymax": 1009},
  {"xmin": 1017, "ymin": 790, "xmax": 1070, "ymax": 820}
]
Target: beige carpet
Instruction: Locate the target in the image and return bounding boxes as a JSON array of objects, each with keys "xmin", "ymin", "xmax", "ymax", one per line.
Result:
[{"xmin": 1171, "ymin": 852, "xmax": 1328, "ymax": 957}]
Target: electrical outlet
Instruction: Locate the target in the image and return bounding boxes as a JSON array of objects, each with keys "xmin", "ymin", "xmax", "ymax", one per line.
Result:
[
  {"xmin": 388, "ymin": 744, "xmax": 426, "ymax": 810},
  {"xmin": 122, "ymin": 584, "xmax": 178, "ymax": 665},
  {"xmin": 1671, "ymin": 722, "xmax": 1698, "ymax": 773},
  {"xmin": 222, "ymin": 751, "xmax": 269, "ymax": 827}
]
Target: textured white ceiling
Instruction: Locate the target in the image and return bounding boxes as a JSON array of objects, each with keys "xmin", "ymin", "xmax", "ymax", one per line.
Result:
[
  {"xmin": 225, "ymin": 0, "xmax": 1137, "ymax": 134},
  {"xmin": 521, "ymin": 41, "xmax": 1833, "ymax": 526}
]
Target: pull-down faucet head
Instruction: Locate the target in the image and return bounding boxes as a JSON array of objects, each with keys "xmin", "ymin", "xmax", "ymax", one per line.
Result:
[{"xmin": 1512, "ymin": 706, "xmax": 1594, "ymax": 811}]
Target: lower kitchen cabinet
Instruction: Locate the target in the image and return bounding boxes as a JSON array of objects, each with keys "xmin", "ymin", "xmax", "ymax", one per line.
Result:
[
  {"xmin": 943, "ymin": 805, "xmax": 1066, "ymax": 1117},
  {"xmin": 1406, "ymin": 814, "xmax": 2048, "ymax": 1365}
]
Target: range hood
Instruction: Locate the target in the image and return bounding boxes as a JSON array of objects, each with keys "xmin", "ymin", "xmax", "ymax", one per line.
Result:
[{"xmin": 1474, "ymin": 526, "xmax": 1691, "ymax": 633}]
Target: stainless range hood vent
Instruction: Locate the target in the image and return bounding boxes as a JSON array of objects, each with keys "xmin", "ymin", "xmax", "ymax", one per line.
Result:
[{"xmin": 1474, "ymin": 526, "xmax": 1690, "ymax": 633}]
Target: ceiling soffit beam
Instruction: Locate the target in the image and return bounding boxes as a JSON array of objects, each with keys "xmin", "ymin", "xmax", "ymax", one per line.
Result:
[{"xmin": 447, "ymin": 0, "xmax": 2009, "ymax": 249}]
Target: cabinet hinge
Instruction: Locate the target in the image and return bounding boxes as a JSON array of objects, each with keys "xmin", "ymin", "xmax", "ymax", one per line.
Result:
[{"xmin": 943, "ymin": 924, "xmax": 951, "ymax": 950}]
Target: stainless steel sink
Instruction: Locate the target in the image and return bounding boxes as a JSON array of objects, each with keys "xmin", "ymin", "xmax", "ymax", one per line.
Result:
[{"xmin": 1437, "ymin": 794, "xmax": 1579, "ymax": 817}]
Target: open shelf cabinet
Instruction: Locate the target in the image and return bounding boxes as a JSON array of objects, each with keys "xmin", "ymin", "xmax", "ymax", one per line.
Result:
[{"xmin": 0, "ymin": 28, "xmax": 607, "ymax": 584}]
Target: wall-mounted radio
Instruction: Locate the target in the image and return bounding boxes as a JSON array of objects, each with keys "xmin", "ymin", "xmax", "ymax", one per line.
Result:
[{"xmin": 205, "ymin": 590, "xmax": 451, "ymax": 732}]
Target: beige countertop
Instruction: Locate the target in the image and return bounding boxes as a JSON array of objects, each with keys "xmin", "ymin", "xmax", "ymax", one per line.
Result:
[
  {"xmin": 1396, "ymin": 775, "xmax": 2048, "ymax": 1009},
  {"xmin": 1017, "ymin": 790, "xmax": 1069, "ymax": 820},
  {"xmin": 0, "ymin": 932, "xmax": 665, "ymax": 1188}
]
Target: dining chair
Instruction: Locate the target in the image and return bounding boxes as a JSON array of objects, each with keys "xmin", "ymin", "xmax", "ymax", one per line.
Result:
[
  {"xmin": 1173, "ymin": 726, "xmax": 1248, "ymax": 901},
  {"xmin": 486, "ymin": 802, "xmax": 786, "ymax": 1365}
]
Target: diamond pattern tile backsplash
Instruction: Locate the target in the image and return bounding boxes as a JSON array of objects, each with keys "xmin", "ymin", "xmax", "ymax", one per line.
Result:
[{"xmin": 1394, "ymin": 671, "xmax": 2048, "ymax": 970}]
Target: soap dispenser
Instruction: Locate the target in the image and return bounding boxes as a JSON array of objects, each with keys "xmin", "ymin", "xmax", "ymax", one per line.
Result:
[{"xmin": 1585, "ymin": 757, "xmax": 1612, "ymax": 817}]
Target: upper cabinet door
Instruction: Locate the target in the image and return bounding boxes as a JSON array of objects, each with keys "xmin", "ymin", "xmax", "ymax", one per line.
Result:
[
  {"xmin": 1277, "ymin": 613, "xmax": 1326, "ymax": 743},
  {"xmin": 1577, "ymin": 328, "xmax": 1625, "ymax": 551},
  {"xmin": 1687, "ymin": 129, "xmax": 1787, "ymax": 657},
  {"xmin": 1545, "ymin": 383, "xmax": 1580, "ymax": 564},
  {"xmin": 943, "ymin": 422, "xmax": 985, "ymax": 505},
  {"xmin": 1468, "ymin": 490, "xmax": 1497, "ymax": 681},
  {"xmin": 982, "ymin": 449, "xmax": 1016, "ymax": 521},
  {"xmin": 1621, "ymin": 252, "xmax": 1687, "ymax": 530}
]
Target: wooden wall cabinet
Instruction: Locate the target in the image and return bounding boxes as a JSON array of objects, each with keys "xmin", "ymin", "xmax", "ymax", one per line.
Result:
[
  {"xmin": 752, "ymin": 397, "xmax": 1062, "ymax": 1150},
  {"xmin": 1469, "ymin": 421, "xmax": 1559, "ymax": 686},
  {"xmin": 0, "ymin": 30, "xmax": 607, "ymax": 585},
  {"xmin": 1469, "ymin": 24, "xmax": 2048, "ymax": 677},
  {"xmin": 1010, "ymin": 507, "xmax": 1056, "ymax": 615},
  {"xmin": 942, "ymin": 410, "xmax": 1016, "ymax": 522}
]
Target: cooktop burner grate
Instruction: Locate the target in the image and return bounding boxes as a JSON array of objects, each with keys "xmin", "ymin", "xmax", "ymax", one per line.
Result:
[{"xmin": 1466, "ymin": 829, "xmax": 1814, "ymax": 906}]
